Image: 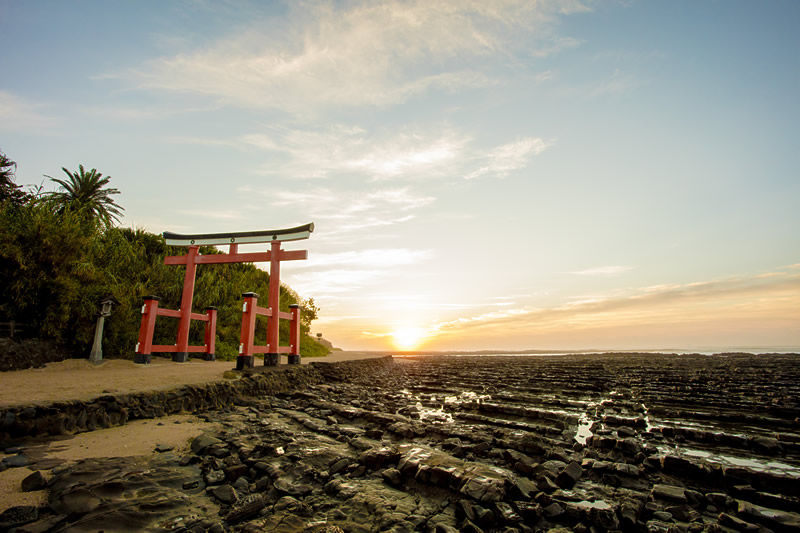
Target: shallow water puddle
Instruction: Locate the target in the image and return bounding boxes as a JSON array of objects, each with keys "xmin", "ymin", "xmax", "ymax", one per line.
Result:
[
  {"xmin": 415, "ymin": 401, "xmax": 454, "ymax": 423},
  {"xmin": 444, "ymin": 391, "xmax": 492, "ymax": 404}
]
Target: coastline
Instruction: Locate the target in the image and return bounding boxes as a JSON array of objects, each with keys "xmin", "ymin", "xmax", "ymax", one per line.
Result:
[{"xmin": 1, "ymin": 353, "xmax": 799, "ymax": 531}]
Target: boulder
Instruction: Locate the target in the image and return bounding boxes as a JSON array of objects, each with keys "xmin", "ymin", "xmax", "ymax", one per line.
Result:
[
  {"xmin": 21, "ymin": 470, "xmax": 46, "ymax": 492},
  {"xmin": 555, "ymin": 461, "xmax": 583, "ymax": 489}
]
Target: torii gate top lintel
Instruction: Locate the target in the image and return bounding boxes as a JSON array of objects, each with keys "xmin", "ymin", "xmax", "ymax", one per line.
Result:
[{"xmin": 163, "ymin": 222, "xmax": 314, "ymax": 247}]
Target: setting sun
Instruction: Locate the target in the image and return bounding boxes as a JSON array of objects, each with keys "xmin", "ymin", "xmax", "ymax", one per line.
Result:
[{"xmin": 391, "ymin": 327, "xmax": 428, "ymax": 351}]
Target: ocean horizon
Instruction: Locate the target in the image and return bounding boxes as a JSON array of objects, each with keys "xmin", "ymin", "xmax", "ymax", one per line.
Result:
[{"xmin": 390, "ymin": 346, "xmax": 800, "ymax": 357}]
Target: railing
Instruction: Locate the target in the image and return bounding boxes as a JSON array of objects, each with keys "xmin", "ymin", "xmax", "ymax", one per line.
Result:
[{"xmin": 0, "ymin": 321, "xmax": 31, "ymax": 339}]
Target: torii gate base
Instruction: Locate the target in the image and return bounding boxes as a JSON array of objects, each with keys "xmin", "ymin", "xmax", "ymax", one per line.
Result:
[{"xmin": 134, "ymin": 224, "xmax": 313, "ymax": 367}]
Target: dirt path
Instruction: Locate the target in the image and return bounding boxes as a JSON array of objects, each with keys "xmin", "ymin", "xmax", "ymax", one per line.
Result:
[{"xmin": 0, "ymin": 351, "xmax": 388, "ymax": 409}]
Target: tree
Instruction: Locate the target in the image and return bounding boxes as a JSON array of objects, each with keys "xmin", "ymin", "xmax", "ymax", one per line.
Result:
[
  {"xmin": 45, "ymin": 165, "xmax": 124, "ymax": 226},
  {"xmin": 0, "ymin": 148, "xmax": 30, "ymax": 206}
]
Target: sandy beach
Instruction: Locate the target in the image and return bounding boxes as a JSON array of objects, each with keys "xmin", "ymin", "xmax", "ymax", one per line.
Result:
[{"xmin": 0, "ymin": 351, "xmax": 387, "ymax": 513}]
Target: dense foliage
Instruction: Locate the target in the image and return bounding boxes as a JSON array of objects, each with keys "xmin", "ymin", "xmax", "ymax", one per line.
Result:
[{"xmin": 0, "ymin": 153, "xmax": 328, "ymax": 360}]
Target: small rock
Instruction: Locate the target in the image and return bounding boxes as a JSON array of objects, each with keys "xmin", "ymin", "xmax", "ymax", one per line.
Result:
[
  {"xmin": 555, "ymin": 461, "xmax": 583, "ymax": 489},
  {"xmin": 233, "ymin": 477, "xmax": 250, "ymax": 494},
  {"xmin": 751, "ymin": 436, "xmax": 781, "ymax": 455},
  {"xmin": 206, "ymin": 470, "xmax": 225, "ymax": 485},
  {"xmin": 537, "ymin": 475, "xmax": 560, "ymax": 493},
  {"xmin": 382, "ymin": 468, "xmax": 403, "ymax": 486},
  {"xmin": 226, "ymin": 493, "xmax": 267, "ymax": 524},
  {"xmin": 651, "ymin": 483, "xmax": 687, "ymax": 503},
  {"xmin": 154, "ymin": 443, "xmax": 174, "ymax": 453},
  {"xmin": 224, "ymin": 463, "xmax": 249, "ymax": 482},
  {"xmin": 543, "ymin": 502, "xmax": 564, "ymax": 519},
  {"xmin": 273, "ymin": 477, "xmax": 313, "ymax": 496},
  {"xmin": 212, "ymin": 484, "xmax": 238, "ymax": 504},
  {"xmin": 2, "ymin": 453, "xmax": 29, "ymax": 468},
  {"xmin": 494, "ymin": 501, "xmax": 521, "ymax": 523},
  {"xmin": 613, "ymin": 462, "xmax": 639, "ymax": 476},
  {"xmin": 191, "ymin": 434, "xmax": 224, "ymax": 455},
  {"xmin": 329, "ymin": 457, "xmax": 350, "ymax": 474},
  {"xmin": 666, "ymin": 505, "xmax": 691, "ymax": 522},
  {"xmin": 21, "ymin": 470, "xmax": 46, "ymax": 492},
  {"xmin": 718, "ymin": 512, "xmax": 759, "ymax": 531},
  {"xmin": 0, "ymin": 505, "xmax": 39, "ymax": 529},
  {"xmin": 513, "ymin": 476, "xmax": 537, "ymax": 499}
]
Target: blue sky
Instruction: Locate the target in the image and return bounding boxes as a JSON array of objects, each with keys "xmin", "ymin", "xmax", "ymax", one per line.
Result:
[{"xmin": 2, "ymin": 0, "xmax": 798, "ymax": 351}]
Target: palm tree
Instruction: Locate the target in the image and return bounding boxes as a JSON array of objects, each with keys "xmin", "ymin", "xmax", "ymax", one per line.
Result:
[
  {"xmin": 45, "ymin": 165, "xmax": 124, "ymax": 226},
  {"xmin": 0, "ymin": 148, "xmax": 29, "ymax": 205}
]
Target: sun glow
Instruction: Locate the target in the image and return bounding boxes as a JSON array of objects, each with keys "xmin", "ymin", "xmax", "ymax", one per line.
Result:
[{"xmin": 391, "ymin": 327, "xmax": 428, "ymax": 351}]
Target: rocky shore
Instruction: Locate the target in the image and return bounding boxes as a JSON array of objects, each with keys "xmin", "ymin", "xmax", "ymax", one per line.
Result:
[{"xmin": 1, "ymin": 353, "xmax": 799, "ymax": 532}]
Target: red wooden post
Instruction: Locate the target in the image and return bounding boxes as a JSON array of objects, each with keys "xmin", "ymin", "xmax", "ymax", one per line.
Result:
[
  {"xmin": 288, "ymin": 304, "xmax": 301, "ymax": 365},
  {"xmin": 174, "ymin": 245, "xmax": 199, "ymax": 362},
  {"xmin": 265, "ymin": 240, "xmax": 281, "ymax": 367},
  {"xmin": 135, "ymin": 296, "xmax": 160, "ymax": 364},
  {"xmin": 238, "ymin": 292, "xmax": 259, "ymax": 370},
  {"xmin": 203, "ymin": 306, "xmax": 217, "ymax": 361}
]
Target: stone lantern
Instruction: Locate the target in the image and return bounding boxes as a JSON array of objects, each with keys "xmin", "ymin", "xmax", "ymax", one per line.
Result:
[{"xmin": 89, "ymin": 294, "xmax": 119, "ymax": 364}]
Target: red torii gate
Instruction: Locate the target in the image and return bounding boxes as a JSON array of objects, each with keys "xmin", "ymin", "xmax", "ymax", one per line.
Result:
[{"xmin": 134, "ymin": 223, "xmax": 313, "ymax": 370}]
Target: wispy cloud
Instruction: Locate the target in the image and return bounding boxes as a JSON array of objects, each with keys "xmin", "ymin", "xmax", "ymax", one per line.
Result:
[
  {"xmin": 238, "ymin": 125, "xmax": 551, "ymax": 181},
  {"xmin": 111, "ymin": 0, "xmax": 587, "ymax": 114},
  {"xmin": 242, "ymin": 126, "xmax": 468, "ymax": 180},
  {"xmin": 427, "ymin": 268, "xmax": 800, "ymax": 341},
  {"xmin": 0, "ymin": 91, "xmax": 60, "ymax": 134},
  {"xmin": 465, "ymin": 137, "xmax": 551, "ymax": 179}
]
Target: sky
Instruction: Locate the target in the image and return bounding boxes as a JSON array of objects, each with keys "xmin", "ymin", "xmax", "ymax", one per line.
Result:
[{"xmin": 1, "ymin": 0, "xmax": 798, "ymax": 352}]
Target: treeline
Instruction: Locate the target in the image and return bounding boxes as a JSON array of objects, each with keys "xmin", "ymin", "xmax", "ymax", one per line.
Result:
[{"xmin": 0, "ymin": 150, "xmax": 328, "ymax": 360}]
